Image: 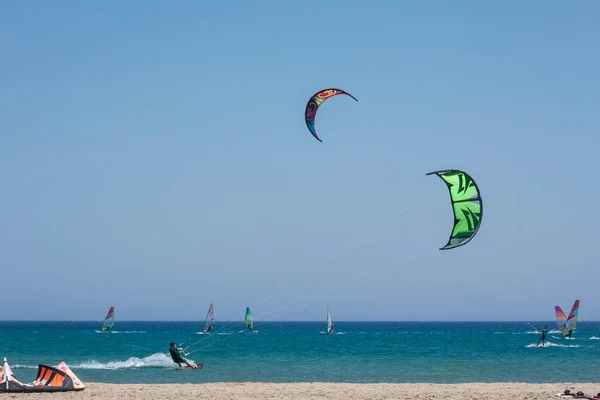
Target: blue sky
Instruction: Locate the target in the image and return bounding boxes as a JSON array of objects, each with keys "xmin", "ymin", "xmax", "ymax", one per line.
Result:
[{"xmin": 1, "ymin": 1, "xmax": 598, "ymax": 321}]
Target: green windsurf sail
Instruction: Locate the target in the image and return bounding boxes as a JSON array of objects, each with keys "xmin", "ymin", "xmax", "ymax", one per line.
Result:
[
  {"xmin": 427, "ymin": 169, "xmax": 483, "ymax": 250},
  {"xmin": 244, "ymin": 307, "xmax": 253, "ymax": 331}
]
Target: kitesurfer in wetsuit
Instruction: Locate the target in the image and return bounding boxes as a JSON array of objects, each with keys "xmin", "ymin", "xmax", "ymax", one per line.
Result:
[
  {"xmin": 169, "ymin": 342, "xmax": 198, "ymax": 369},
  {"xmin": 536, "ymin": 326, "xmax": 548, "ymax": 347}
]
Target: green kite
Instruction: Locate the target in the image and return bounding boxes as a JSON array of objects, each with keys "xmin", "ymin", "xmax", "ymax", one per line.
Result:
[{"xmin": 427, "ymin": 169, "xmax": 483, "ymax": 250}]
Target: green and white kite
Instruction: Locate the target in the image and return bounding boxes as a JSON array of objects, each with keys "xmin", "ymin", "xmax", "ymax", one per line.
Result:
[{"xmin": 427, "ymin": 169, "xmax": 483, "ymax": 250}]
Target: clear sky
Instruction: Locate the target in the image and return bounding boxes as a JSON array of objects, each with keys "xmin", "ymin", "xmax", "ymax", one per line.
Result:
[{"xmin": 1, "ymin": 1, "xmax": 598, "ymax": 322}]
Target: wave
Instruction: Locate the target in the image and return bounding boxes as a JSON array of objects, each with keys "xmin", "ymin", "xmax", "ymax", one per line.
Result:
[
  {"xmin": 13, "ymin": 353, "xmax": 186, "ymax": 370},
  {"xmin": 94, "ymin": 330, "xmax": 147, "ymax": 334},
  {"xmin": 526, "ymin": 342, "xmax": 580, "ymax": 348},
  {"xmin": 511, "ymin": 329, "xmax": 563, "ymax": 335},
  {"xmin": 551, "ymin": 336, "xmax": 577, "ymax": 340},
  {"xmin": 72, "ymin": 353, "xmax": 180, "ymax": 370},
  {"xmin": 510, "ymin": 330, "xmax": 562, "ymax": 335}
]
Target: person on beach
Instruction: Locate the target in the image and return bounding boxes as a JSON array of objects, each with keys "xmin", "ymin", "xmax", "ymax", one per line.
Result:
[
  {"xmin": 536, "ymin": 326, "xmax": 548, "ymax": 347},
  {"xmin": 169, "ymin": 342, "xmax": 198, "ymax": 369}
]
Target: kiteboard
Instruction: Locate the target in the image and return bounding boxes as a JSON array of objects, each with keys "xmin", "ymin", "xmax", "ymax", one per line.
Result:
[{"xmin": 179, "ymin": 360, "xmax": 203, "ymax": 370}]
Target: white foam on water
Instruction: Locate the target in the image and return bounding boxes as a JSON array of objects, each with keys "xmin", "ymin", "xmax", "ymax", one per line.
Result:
[
  {"xmin": 518, "ymin": 329, "xmax": 562, "ymax": 335},
  {"xmin": 551, "ymin": 336, "xmax": 577, "ymax": 340},
  {"xmin": 72, "ymin": 353, "xmax": 176, "ymax": 369},
  {"xmin": 526, "ymin": 341, "xmax": 580, "ymax": 348}
]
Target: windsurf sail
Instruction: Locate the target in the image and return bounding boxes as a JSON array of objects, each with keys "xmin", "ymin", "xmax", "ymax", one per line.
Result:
[
  {"xmin": 556, "ymin": 300, "xmax": 580, "ymax": 337},
  {"xmin": 427, "ymin": 169, "xmax": 483, "ymax": 250},
  {"xmin": 563, "ymin": 300, "xmax": 580, "ymax": 337},
  {"xmin": 203, "ymin": 303, "xmax": 215, "ymax": 333},
  {"xmin": 101, "ymin": 306, "xmax": 114, "ymax": 332},
  {"xmin": 326, "ymin": 306, "xmax": 334, "ymax": 334},
  {"xmin": 555, "ymin": 306, "xmax": 567, "ymax": 329},
  {"xmin": 244, "ymin": 307, "xmax": 253, "ymax": 331}
]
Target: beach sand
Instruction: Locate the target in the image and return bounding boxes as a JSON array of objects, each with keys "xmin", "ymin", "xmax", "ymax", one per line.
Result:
[{"xmin": 6, "ymin": 383, "xmax": 598, "ymax": 399}]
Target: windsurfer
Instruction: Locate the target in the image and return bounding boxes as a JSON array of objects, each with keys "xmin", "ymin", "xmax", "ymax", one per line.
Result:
[
  {"xmin": 329, "ymin": 323, "xmax": 334, "ymax": 334},
  {"xmin": 204, "ymin": 325, "xmax": 213, "ymax": 334},
  {"xmin": 564, "ymin": 327, "xmax": 573, "ymax": 339},
  {"xmin": 169, "ymin": 342, "xmax": 198, "ymax": 369},
  {"xmin": 536, "ymin": 326, "xmax": 548, "ymax": 347}
]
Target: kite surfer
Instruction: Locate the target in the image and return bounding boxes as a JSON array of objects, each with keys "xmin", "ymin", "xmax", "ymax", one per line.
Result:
[
  {"xmin": 169, "ymin": 342, "xmax": 198, "ymax": 369},
  {"xmin": 536, "ymin": 326, "xmax": 548, "ymax": 347}
]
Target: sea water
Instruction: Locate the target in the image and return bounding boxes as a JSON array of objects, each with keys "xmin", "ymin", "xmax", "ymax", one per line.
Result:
[{"xmin": 0, "ymin": 321, "xmax": 597, "ymax": 384}]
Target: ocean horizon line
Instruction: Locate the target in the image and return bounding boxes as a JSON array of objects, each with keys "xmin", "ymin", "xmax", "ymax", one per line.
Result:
[{"xmin": 0, "ymin": 319, "xmax": 572, "ymax": 323}]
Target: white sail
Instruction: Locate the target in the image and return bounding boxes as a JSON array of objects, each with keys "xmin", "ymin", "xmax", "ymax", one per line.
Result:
[
  {"xmin": 326, "ymin": 306, "xmax": 333, "ymax": 334},
  {"xmin": 203, "ymin": 303, "xmax": 215, "ymax": 333}
]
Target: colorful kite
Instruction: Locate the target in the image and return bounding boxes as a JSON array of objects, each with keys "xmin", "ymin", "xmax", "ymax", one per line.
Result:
[
  {"xmin": 427, "ymin": 169, "xmax": 483, "ymax": 250},
  {"xmin": 304, "ymin": 88, "xmax": 358, "ymax": 142}
]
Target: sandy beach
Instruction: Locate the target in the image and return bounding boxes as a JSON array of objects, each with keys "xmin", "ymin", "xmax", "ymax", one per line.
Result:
[{"xmin": 5, "ymin": 382, "xmax": 597, "ymax": 399}]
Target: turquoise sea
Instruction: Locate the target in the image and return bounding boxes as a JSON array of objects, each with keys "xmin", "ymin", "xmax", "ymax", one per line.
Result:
[{"xmin": 1, "ymin": 321, "xmax": 598, "ymax": 384}]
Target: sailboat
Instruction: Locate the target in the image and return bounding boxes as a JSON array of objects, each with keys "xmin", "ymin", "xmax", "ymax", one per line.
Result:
[
  {"xmin": 202, "ymin": 303, "xmax": 215, "ymax": 334},
  {"xmin": 555, "ymin": 300, "xmax": 580, "ymax": 339},
  {"xmin": 100, "ymin": 306, "xmax": 115, "ymax": 332},
  {"xmin": 244, "ymin": 307, "xmax": 256, "ymax": 332}
]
